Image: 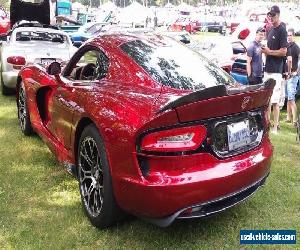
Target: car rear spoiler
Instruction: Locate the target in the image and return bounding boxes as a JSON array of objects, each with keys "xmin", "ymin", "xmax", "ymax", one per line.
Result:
[
  {"xmin": 10, "ymin": 0, "xmax": 50, "ymax": 27},
  {"xmin": 158, "ymin": 79, "xmax": 276, "ymax": 113}
]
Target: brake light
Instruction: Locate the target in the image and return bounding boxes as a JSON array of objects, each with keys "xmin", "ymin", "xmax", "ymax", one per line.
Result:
[
  {"xmin": 140, "ymin": 125, "xmax": 207, "ymax": 152},
  {"xmin": 7, "ymin": 56, "xmax": 26, "ymax": 66}
]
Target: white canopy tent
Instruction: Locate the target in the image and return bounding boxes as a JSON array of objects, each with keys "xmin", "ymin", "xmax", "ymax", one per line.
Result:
[
  {"xmin": 176, "ymin": 2, "xmax": 195, "ymax": 12},
  {"xmin": 72, "ymin": 2, "xmax": 85, "ymax": 12},
  {"xmin": 94, "ymin": 1, "xmax": 119, "ymax": 22},
  {"xmin": 99, "ymin": 1, "xmax": 118, "ymax": 12},
  {"xmin": 165, "ymin": 3, "xmax": 175, "ymax": 9},
  {"xmin": 117, "ymin": 2, "xmax": 152, "ymax": 25}
]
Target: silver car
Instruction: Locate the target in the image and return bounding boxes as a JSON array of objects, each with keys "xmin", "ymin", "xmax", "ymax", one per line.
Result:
[{"xmin": 0, "ymin": 24, "xmax": 77, "ymax": 95}]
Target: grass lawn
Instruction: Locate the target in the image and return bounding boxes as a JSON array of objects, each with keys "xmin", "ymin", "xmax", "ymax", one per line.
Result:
[{"xmin": 0, "ymin": 93, "xmax": 299, "ymax": 249}]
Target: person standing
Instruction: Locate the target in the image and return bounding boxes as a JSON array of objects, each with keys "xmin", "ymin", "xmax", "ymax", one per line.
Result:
[
  {"xmin": 153, "ymin": 14, "xmax": 158, "ymax": 29},
  {"xmin": 285, "ymin": 28, "xmax": 300, "ymax": 127},
  {"xmin": 261, "ymin": 5, "xmax": 287, "ymax": 134},
  {"xmin": 246, "ymin": 27, "xmax": 265, "ymax": 85}
]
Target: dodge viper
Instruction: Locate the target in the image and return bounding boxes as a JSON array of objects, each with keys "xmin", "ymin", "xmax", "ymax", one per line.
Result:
[{"xmin": 16, "ymin": 33, "xmax": 275, "ymax": 228}]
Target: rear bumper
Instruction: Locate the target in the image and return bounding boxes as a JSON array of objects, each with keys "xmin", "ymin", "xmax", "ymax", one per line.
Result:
[
  {"xmin": 144, "ymin": 173, "xmax": 268, "ymax": 227},
  {"xmin": 2, "ymin": 71, "xmax": 18, "ymax": 88},
  {"xmin": 114, "ymin": 136, "xmax": 273, "ymax": 222}
]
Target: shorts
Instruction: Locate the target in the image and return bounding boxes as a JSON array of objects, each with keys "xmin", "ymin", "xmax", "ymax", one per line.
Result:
[
  {"xmin": 286, "ymin": 73, "xmax": 300, "ymax": 101},
  {"xmin": 264, "ymin": 73, "xmax": 284, "ymax": 104}
]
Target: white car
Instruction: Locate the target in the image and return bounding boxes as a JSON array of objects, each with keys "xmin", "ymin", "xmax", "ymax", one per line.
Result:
[{"xmin": 0, "ymin": 23, "xmax": 77, "ymax": 95}]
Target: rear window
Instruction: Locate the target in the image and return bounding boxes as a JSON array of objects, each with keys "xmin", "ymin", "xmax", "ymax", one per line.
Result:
[
  {"xmin": 120, "ymin": 37, "xmax": 234, "ymax": 91},
  {"xmin": 16, "ymin": 31, "xmax": 69, "ymax": 44}
]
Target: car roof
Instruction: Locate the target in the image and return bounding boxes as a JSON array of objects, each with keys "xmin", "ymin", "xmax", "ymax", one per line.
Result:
[{"xmin": 88, "ymin": 33, "xmax": 172, "ymax": 49}]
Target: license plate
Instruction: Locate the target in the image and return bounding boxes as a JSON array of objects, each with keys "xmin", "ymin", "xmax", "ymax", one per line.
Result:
[
  {"xmin": 227, "ymin": 120, "xmax": 251, "ymax": 151},
  {"xmin": 41, "ymin": 58, "xmax": 56, "ymax": 65}
]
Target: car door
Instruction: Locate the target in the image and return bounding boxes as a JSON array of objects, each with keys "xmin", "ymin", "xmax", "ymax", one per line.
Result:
[{"xmin": 48, "ymin": 46, "xmax": 108, "ymax": 150}]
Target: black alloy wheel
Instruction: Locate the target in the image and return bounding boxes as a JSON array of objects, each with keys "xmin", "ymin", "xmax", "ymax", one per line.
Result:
[
  {"xmin": 77, "ymin": 124, "xmax": 124, "ymax": 228},
  {"xmin": 18, "ymin": 82, "xmax": 33, "ymax": 135}
]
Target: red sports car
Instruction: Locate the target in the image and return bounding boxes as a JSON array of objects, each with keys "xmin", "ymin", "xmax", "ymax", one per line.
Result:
[{"xmin": 16, "ymin": 34, "xmax": 275, "ymax": 228}]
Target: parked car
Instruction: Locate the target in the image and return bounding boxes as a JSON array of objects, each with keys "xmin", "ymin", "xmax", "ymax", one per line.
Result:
[
  {"xmin": 230, "ymin": 57, "xmax": 248, "ymax": 84},
  {"xmin": 17, "ymin": 34, "xmax": 274, "ymax": 228},
  {"xmin": 0, "ymin": 0, "xmax": 77, "ymax": 95},
  {"xmin": 0, "ymin": 22, "xmax": 77, "ymax": 95},
  {"xmin": 231, "ymin": 21, "xmax": 266, "ymax": 48},
  {"xmin": 169, "ymin": 17, "xmax": 200, "ymax": 33},
  {"xmin": 69, "ymin": 22, "xmax": 106, "ymax": 47},
  {"xmin": 187, "ymin": 37, "xmax": 246, "ymax": 75},
  {"xmin": 200, "ymin": 15, "xmax": 226, "ymax": 33}
]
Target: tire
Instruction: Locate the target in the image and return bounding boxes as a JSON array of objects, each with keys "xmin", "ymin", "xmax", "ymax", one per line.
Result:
[
  {"xmin": 0, "ymin": 71, "xmax": 14, "ymax": 95},
  {"xmin": 18, "ymin": 81, "xmax": 33, "ymax": 135},
  {"xmin": 77, "ymin": 124, "xmax": 124, "ymax": 228}
]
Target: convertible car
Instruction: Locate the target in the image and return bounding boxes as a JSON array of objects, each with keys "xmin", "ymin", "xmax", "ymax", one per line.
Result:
[
  {"xmin": 0, "ymin": 22, "xmax": 77, "ymax": 95},
  {"xmin": 17, "ymin": 34, "xmax": 274, "ymax": 228},
  {"xmin": 0, "ymin": 0, "xmax": 78, "ymax": 95}
]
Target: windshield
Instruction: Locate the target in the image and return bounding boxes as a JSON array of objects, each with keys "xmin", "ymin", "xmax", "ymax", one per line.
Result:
[
  {"xmin": 77, "ymin": 22, "xmax": 95, "ymax": 33},
  {"xmin": 87, "ymin": 23, "xmax": 104, "ymax": 35},
  {"xmin": 121, "ymin": 37, "xmax": 234, "ymax": 91},
  {"xmin": 15, "ymin": 31, "xmax": 69, "ymax": 45}
]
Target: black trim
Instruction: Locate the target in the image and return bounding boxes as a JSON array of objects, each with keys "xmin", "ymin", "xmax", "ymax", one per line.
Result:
[
  {"xmin": 142, "ymin": 173, "xmax": 269, "ymax": 227},
  {"xmin": 158, "ymin": 85, "xmax": 227, "ymax": 113},
  {"xmin": 157, "ymin": 78, "xmax": 276, "ymax": 113}
]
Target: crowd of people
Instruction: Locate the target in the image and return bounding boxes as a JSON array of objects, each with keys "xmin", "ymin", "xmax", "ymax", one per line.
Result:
[{"xmin": 246, "ymin": 5, "xmax": 299, "ymax": 134}]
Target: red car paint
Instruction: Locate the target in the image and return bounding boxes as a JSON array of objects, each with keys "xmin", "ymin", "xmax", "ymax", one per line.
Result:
[
  {"xmin": 170, "ymin": 20, "xmax": 200, "ymax": 34},
  {"xmin": 0, "ymin": 11, "xmax": 10, "ymax": 35},
  {"xmin": 17, "ymin": 34, "xmax": 274, "ymax": 226}
]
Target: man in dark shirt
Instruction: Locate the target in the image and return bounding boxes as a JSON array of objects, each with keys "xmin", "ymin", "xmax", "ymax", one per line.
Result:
[
  {"xmin": 261, "ymin": 5, "xmax": 287, "ymax": 134},
  {"xmin": 285, "ymin": 28, "xmax": 299, "ymax": 126},
  {"xmin": 246, "ymin": 27, "xmax": 265, "ymax": 85}
]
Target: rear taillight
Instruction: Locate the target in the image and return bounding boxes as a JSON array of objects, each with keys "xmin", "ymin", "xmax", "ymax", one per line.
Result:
[
  {"xmin": 140, "ymin": 125, "xmax": 207, "ymax": 152},
  {"xmin": 7, "ymin": 56, "xmax": 26, "ymax": 69}
]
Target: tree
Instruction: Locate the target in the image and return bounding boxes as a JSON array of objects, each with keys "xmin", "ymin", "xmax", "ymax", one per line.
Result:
[
  {"xmin": 0, "ymin": 0, "xmax": 10, "ymax": 10},
  {"xmin": 91, "ymin": 0, "xmax": 100, "ymax": 7}
]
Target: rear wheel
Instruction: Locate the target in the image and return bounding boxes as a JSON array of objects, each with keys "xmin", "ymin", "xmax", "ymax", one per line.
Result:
[
  {"xmin": 77, "ymin": 124, "xmax": 124, "ymax": 228},
  {"xmin": 0, "ymin": 71, "xmax": 14, "ymax": 95},
  {"xmin": 18, "ymin": 81, "xmax": 33, "ymax": 135}
]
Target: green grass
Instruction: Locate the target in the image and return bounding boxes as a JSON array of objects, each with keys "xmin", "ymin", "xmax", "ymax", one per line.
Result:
[{"xmin": 0, "ymin": 93, "xmax": 300, "ymax": 249}]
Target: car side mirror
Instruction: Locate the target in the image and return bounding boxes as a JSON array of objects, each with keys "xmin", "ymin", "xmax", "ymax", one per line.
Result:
[{"xmin": 47, "ymin": 62, "xmax": 61, "ymax": 76}]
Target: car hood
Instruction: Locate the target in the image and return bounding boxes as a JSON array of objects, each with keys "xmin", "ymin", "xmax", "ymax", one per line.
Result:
[{"xmin": 10, "ymin": 0, "xmax": 50, "ymax": 27}]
